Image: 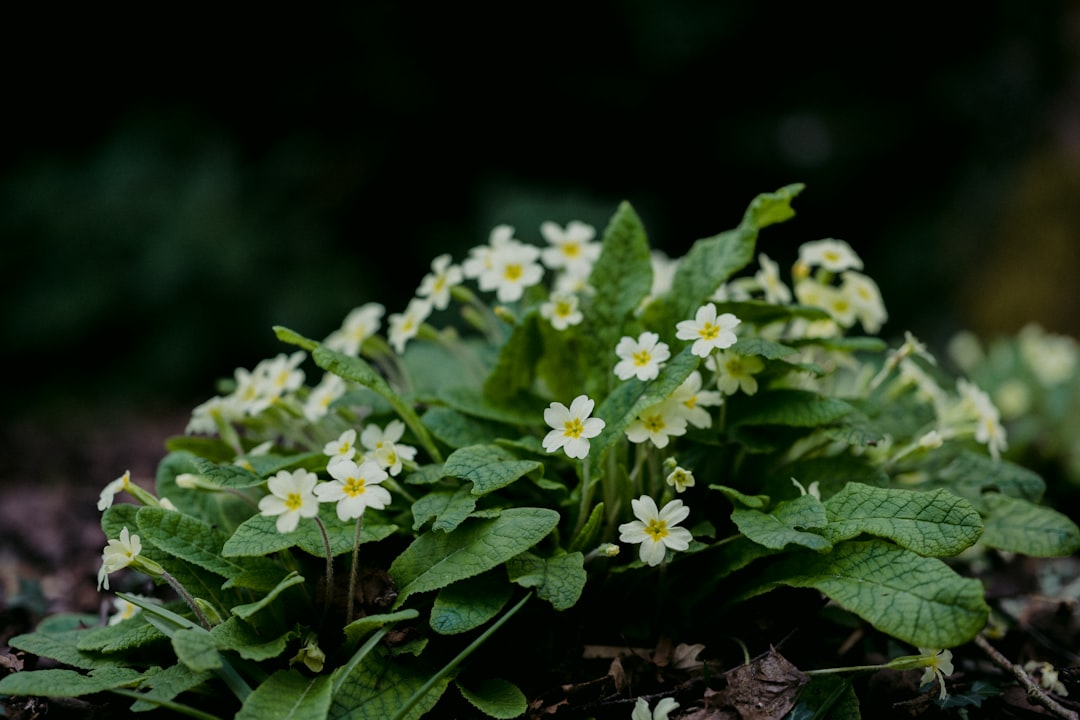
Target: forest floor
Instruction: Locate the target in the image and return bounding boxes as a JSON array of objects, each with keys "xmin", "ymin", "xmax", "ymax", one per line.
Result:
[{"xmin": 2, "ymin": 409, "xmax": 1080, "ymax": 719}]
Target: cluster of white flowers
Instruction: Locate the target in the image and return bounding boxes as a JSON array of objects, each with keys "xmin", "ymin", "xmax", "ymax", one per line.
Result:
[{"xmin": 187, "ymin": 351, "xmax": 308, "ymax": 433}]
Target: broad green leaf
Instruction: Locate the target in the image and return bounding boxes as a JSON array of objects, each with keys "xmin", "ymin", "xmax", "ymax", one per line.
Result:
[
  {"xmin": 788, "ymin": 676, "xmax": 860, "ymax": 720},
  {"xmin": 569, "ymin": 501, "xmax": 605, "ymax": 553},
  {"xmin": 222, "ymin": 504, "xmax": 396, "ymax": 558},
  {"xmin": 8, "ymin": 629, "xmax": 127, "ymax": 671},
  {"xmin": 156, "ymin": 451, "xmax": 255, "ymax": 529},
  {"xmin": 128, "ymin": 663, "xmax": 213, "ymax": 712},
  {"xmin": 765, "ymin": 454, "xmax": 889, "ymax": 500},
  {"xmin": 731, "ymin": 495, "xmax": 832, "ymax": 551},
  {"xmin": 422, "ymin": 406, "xmax": 512, "ymax": 450},
  {"xmin": 411, "ymin": 486, "xmax": 478, "ymax": 532},
  {"xmin": 342, "ymin": 609, "xmax": 420, "ymax": 650},
  {"xmin": 231, "ymin": 572, "xmax": 306, "ymax": 620},
  {"xmin": 535, "ymin": 315, "xmax": 592, "ymax": 401},
  {"xmin": 328, "ymin": 645, "xmax": 449, "ymax": 720},
  {"xmin": 0, "ymin": 666, "xmax": 145, "ymax": 697},
  {"xmin": 755, "ymin": 539, "xmax": 989, "ymax": 648},
  {"xmin": 979, "ymin": 493, "xmax": 1080, "ymax": 556},
  {"xmin": 732, "ymin": 336, "xmax": 799, "ymax": 359},
  {"xmin": 76, "ymin": 615, "xmax": 166, "ymax": 653},
  {"xmin": 505, "ymin": 551, "xmax": 587, "ymax": 611},
  {"xmin": 822, "ymin": 484, "xmax": 983, "ymax": 557},
  {"xmin": 212, "ymin": 617, "xmax": 299, "ymax": 661},
  {"xmin": 932, "ymin": 451, "xmax": 1045, "ymax": 506},
  {"xmin": 172, "ymin": 627, "xmax": 222, "ymax": 672},
  {"xmin": 483, "ymin": 310, "xmax": 543, "ymax": 403},
  {"xmin": 429, "ymin": 572, "xmax": 512, "ymax": 635},
  {"xmin": 189, "ymin": 456, "xmax": 267, "ymax": 488},
  {"xmin": 236, "ymin": 669, "xmax": 331, "ymax": 720},
  {"xmin": 455, "ymin": 678, "xmax": 527, "ymax": 720},
  {"xmin": 728, "ymin": 389, "xmax": 854, "ymax": 428},
  {"xmin": 582, "ymin": 201, "xmax": 654, "ymax": 397},
  {"xmin": 438, "ymin": 385, "xmax": 541, "ymax": 425},
  {"xmin": 711, "ymin": 484, "xmax": 771, "ymax": 509},
  {"xmin": 389, "ymin": 508, "xmax": 560, "ymax": 607},
  {"xmin": 443, "ymin": 444, "xmax": 544, "ymax": 495}
]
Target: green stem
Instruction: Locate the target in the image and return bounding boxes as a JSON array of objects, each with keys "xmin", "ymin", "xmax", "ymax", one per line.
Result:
[
  {"xmin": 572, "ymin": 458, "xmax": 594, "ymax": 540},
  {"xmin": 347, "ymin": 516, "xmax": 363, "ymax": 625},
  {"xmin": 161, "ymin": 571, "xmax": 212, "ymax": 631},
  {"xmin": 109, "ymin": 689, "xmax": 224, "ymax": 720},
  {"xmin": 313, "ymin": 516, "xmax": 334, "ymax": 629},
  {"xmin": 391, "ymin": 593, "xmax": 532, "ymax": 720}
]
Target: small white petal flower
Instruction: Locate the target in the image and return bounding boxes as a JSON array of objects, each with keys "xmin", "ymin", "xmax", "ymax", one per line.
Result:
[
  {"xmin": 323, "ymin": 428, "xmax": 359, "ymax": 464},
  {"xmin": 624, "ymin": 398, "xmax": 688, "ymax": 449},
  {"xmin": 614, "ymin": 331, "xmax": 671, "ymax": 381},
  {"xmin": 631, "ymin": 696, "xmax": 680, "ymax": 720},
  {"xmin": 675, "ymin": 303, "xmax": 740, "ymax": 357},
  {"xmin": 324, "ymin": 302, "xmax": 385, "ymax": 356},
  {"xmin": 97, "ymin": 526, "xmax": 143, "ymax": 591},
  {"xmin": 619, "ymin": 496, "xmax": 693, "ymax": 567},
  {"xmin": 669, "ymin": 370, "xmax": 723, "ymax": 429},
  {"xmin": 539, "ymin": 220, "xmax": 601, "ymax": 275},
  {"xmin": 303, "ymin": 373, "xmax": 347, "ymax": 422},
  {"xmin": 388, "ymin": 297, "xmax": 433, "ymax": 354},
  {"xmin": 543, "ymin": 394, "xmax": 606, "ymax": 459},
  {"xmin": 314, "ymin": 459, "xmax": 391, "ymax": 521},
  {"xmin": 798, "ymin": 238, "xmax": 863, "ymax": 272},
  {"xmin": 707, "ymin": 350, "xmax": 765, "ymax": 396},
  {"xmin": 98, "ymin": 470, "xmax": 132, "ymax": 511},
  {"xmin": 540, "ymin": 291, "xmax": 584, "ymax": 331},
  {"xmin": 918, "ymin": 648, "xmax": 954, "ymax": 701},
  {"xmin": 258, "ymin": 469, "xmax": 321, "ymax": 534},
  {"xmin": 755, "ymin": 252, "xmax": 792, "ymax": 304},
  {"xmin": 416, "ymin": 253, "xmax": 464, "ymax": 310},
  {"xmin": 665, "ymin": 465, "xmax": 696, "ymax": 493}
]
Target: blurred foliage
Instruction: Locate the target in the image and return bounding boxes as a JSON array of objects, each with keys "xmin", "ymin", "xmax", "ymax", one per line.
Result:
[{"xmin": 3, "ymin": 2, "xmax": 1077, "ymax": 417}]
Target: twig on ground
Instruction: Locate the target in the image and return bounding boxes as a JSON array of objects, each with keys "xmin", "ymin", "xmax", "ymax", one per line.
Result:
[{"xmin": 974, "ymin": 633, "xmax": 1078, "ymax": 720}]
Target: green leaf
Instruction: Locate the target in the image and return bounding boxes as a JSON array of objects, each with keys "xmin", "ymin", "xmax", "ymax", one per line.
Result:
[
  {"xmin": 342, "ymin": 609, "xmax": 420, "ymax": 650},
  {"xmin": 979, "ymin": 493, "xmax": 1080, "ymax": 556},
  {"xmin": 430, "ymin": 573, "xmax": 512, "ymax": 635},
  {"xmin": 236, "ymin": 669, "xmax": 331, "ymax": 720},
  {"xmin": 172, "ymin": 627, "xmax": 222, "ymax": 672},
  {"xmin": 787, "ymin": 676, "xmax": 860, "ymax": 720},
  {"xmin": 822, "ymin": 484, "xmax": 983, "ymax": 557},
  {"xmin": 329, "ymin": 646, "xmax": 449, "ymax": 720},
  {"xmin": 223, "ymin": 505, "xmax": 396, "ymax": 558},
  {"xmin": 505, "ymin": 551, "xmax": 587, "ymax": 611},
  {"xmin": 443, "ymin": 444, "xmax": 544, "ymax": 495},
  {"xmin": 76, "ymin": 615, "xmax": 166, "ymax": 653},
  {"xmin": 711, "ymin": 484, "xmax": 771, "ymax": 509},
  {"xmin": 732, "ymin": 336, "xmax": 799, "ymax": 359},
  {"xmin": 128, "ymin": 663, "xmax": 214, "ymax": 712},
  {"xmin": 211, "ymin": 617, "xmax": 299, "ymax": 661},
  {"xmin": 422, "ymin": 406, "xmax": 512, "ymax": 450},
  {"xmin": 7, "ymin": 629, "xmax": 127, "ymax": 671},
  {"xmin": 728, "ymin": 389, "xmax": 854, "ymax": 428},
  {"xmin": 411, "ymin": 486, "xmax": 478, "ymax": 532},
  {"xmin": 731, "ymin": 495, "xmax": 832, "ymax": 551},
  {"xmin": 455, "ymin": 678, "xmax": 527, "ymax": 719},
  {"xmin": 389, "ymin": 508, "xmax": 560, "ymax": 607},
  {"xmin": 933, "ymin": 451, "xmax": 1046, "ymax": 507},
  {"xmin": 582, "ymin": 201, "xmax": 654, "ymax": 397},
  {"xmin": 568, "ymin": 501, "xmax": 605, "ymax": 553},
  {"xmin": 0, "ymin": 667, "xmax": 145, "ymax": 697},
  {"xmin": 755, "ymin": 539, "xmax": 989, "ymax": 648},
  {"xmin": 483, "ymin": 310, "xmax": 543, "ymax": 403},
  {"xmin": 230, "ymin": 572, "xmax": 306, "ymax": 620}
]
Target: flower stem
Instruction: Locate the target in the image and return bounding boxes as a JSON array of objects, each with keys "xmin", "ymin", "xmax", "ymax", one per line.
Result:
[
  {"xmin": 313, "ymin": 516, "xmax": 334, "ymax": 629},
  {"xmin": 347, "ymin": 516, "xmax": 363, "ymax": 625},
  {"xmin": 161, "ymin": 571, "xmax": 212, "ymax": 631}
]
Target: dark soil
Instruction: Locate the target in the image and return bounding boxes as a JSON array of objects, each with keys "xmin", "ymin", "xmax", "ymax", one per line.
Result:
[{"xmin": 3, "ymin": 410, "xmax": 1080, "ymax": 719}]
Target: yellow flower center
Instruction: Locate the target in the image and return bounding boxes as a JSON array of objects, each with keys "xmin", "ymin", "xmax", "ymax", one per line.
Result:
[
  {"xmin": 699, "ymin": 323, "xmax": 720, "ymax": 341},
  {"xmin": 645, "ymin": 518, "xmax": 669, "ymax": 541},
  {"xmin": 633, "ymin": 349, "xmax": 653, "ymax": 367},
  {"xmin": 343, "ymin": 477, "xmax": 367, "ymax": 497},
  {"xmin": 504, "ymin": 264, "xmax": 523, "ymax": 281},
  {"xmin": 642, "ymin": 413, "xmax": 666, "ymax": 433},
  {"xmin": 564, "ymin": 242, "xmax": 582, "ymax": 258},
  {"xmin": 285, "ymin": 493, "xmax": 304, "ymax": 511},
  {"xmin": 563, "ymin": 417, "xmax": 584, "ymax": 439},
  {"xmin": 556, "ymin": 300, "xmax": 573, "ymax": 317}
]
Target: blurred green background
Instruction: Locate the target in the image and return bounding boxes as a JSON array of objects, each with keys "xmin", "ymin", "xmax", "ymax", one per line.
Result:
[{"xmin": 5, "ymin": 2, "xmax": 1079, "ymax": 421}]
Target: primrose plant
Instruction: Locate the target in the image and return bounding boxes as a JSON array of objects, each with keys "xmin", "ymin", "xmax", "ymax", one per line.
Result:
[{"xmin": 3, "ymin": 184, "xmax": 1078, "ymax": 719}]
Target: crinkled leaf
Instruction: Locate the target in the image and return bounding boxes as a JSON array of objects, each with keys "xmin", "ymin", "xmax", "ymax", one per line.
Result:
[
  {"xmin": 328, "ymin": 646, "xmax": 449, "ymax": 720},
  {"xmin": 766, "ymin": 454, "xmax": 889, "ymax": 500},
  {"xmin": 422, "ymin": 406, "xmax": 512, "ymax": 450},
  {"xmin": 505, "ymin": 551, "xmax": 587, "ymax": 611},
  {"xmin": 8, "ymin": 629, "xmax": 127, "ymax": 671},
  {"xmin": 223, "ymin": 504, "xmax": 395, "ymax": 558},
  {"xmin": 455, "ymin": 678, "xmax": 527, "ymax": 720},
  {"xmin": 411, "ymin": 486, "xmax": 478, "ymax": 532},
  {"xmin": 128, "ymin": 662, "xmax": 213, "ymax": 712},
  {"xmin": 731, "ymin": 336, "xmax": 799, "ymax": 359},
  {"xmin": 822, "ymin": 484, "xmax": 983, "ymax": 557},
  {"xmin": 342, "ymin": 609, "xmax": 420, "ymax": 650},
  {"xmin": 0, "ymin": 666, "xmax": 145, "ymax": 697},
  {"xmin": 933, "ymin": 451, "xmax": 1046, "ymax": 506},
  {"xmin": 430, "ymin": 572, "xmax": 512, "ymax": 635},
  {"xmin": 211, "ymin": 617, "xmax": 299, "ymax": 661},
  {"xmin": 711, "ymin": 484, "xmax": 771, "ymax": 509},
  {"xmin": 439, "ymin": 385, "xmax": 541, "ymax": 425},
  {"xmin": 189, "ymin": 456, "xmax": 267, "ymax": 488},
  {"xmin": 172, "ymin": 627, "xmax": 222, "ymax": 672},
  {"xmin": 236, "ymin": 669, "xmax": 331, "ymax": 720},
  {"xmin": 76, "ymin": 615, "xmax": 166, "ymax": 653},
  {"xmin": 732, "ymin": 495, "xmax": 831, "ymax": 551},
  {"xmin": 755, "ymin": 539, "xmax": 989, "ymax": 648},
  {"xmin": 979, "ymin": 492, "xmax": 1080, "ymax": 556},
  {"xmin": 231, "ymin": 572, "xmax": 306, "ymax": 620},
  {"xmin": 389, "ymin": 508, "xmax": 559, "ymax": 607},
  {"xmin": 483, "ymin": 310, "xmax": 543, "ymax": 403},
  {"xmin": 443, "ymin": 444, "xmax": 544, "ymax": 495},
  {"xmin": 729, "ymin": 388, "xmax": 854, "ymax": 428}
]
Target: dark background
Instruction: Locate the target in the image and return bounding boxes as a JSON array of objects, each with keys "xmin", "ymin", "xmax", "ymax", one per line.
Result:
[{"xmin": 5, "ymin": 2, "xmax": 1080, "ymax": 422}]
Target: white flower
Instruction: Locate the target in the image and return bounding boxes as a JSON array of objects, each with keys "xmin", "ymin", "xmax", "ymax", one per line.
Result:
[
  {"xmin": 625, "ymin": 398, "xmax": 688, "ymax": 449},
  {"xmin": 314, "ymin": 459, "xmax": 391, "ymax": 521},
  {"xmin": 958, "ymin": 379, "xmax": 1008, "ymax": 460},
  {"xmin": 542, "ymin": 394, "xmax": 606, "ymax": 459},
  {"xmin": 303, "ymin": 373, "xmax": 347, "ymax": 422},
  {"xmin": 258, "ymin": 469, "xmax": 321, "ymax": 533},
  {"xmin": 462, "ymin": 224, "xmax": 517, "ymax": 281},
  {"xmin": 918, "ymin": 648, "xmax": 954, "ymax": 701},
  {"xmin": 388, "ymin": 297, "xmax": 433, "ymax": 354},
  {"xmin": 108, "ymin": 594, "xmax": 157, "ymax": 625},
  {"xmin": 665, "ymin": 465, "xmax": 696, "ymax": 493},
  {"xmin": 614, "ymin": 331, "xmax": 671, "ymax": 381},
  {"xmin": 97, "ymin": 527, "xmax": 142, "ymax": 591},
  {"xmin": 540, "ymin": 220, "xmax": 601, "ymax": 275},
  {"xmin": 631, "ymin": 696, "xmax": 680, "ymax": 720},
  {"xmin": 98, "ymin": 470, "xmax": 132, "ymax": 511},
  {"xmin": 373, "ymin": 440, "xmax": 417, "ymax": 477},
  {"xmin": 676, "ymin": 303, "xmax": 740, "ymax": 357},
  {"xmin": 324, "ymin": 302, "xmax": 385, "ymax": 356},
  {"xmin": 755, "ymin": 252, "xmax": 792, "ymax": 304},
  {"xmin": 815, "ymin": 284, "xmax": 858, "ymax": 328},
  {"xmin": 416, "ymin": 253, "xmax": 464, "ymax": 310},
  {"xmin": 669, "ymin": 370, "xmax": 723, "ymax": 429},
  {"xmin": 798, "ymin": 238, "xmax": 863, "ymax": 272},
  {"xmin": 840, "ymin": 271, "xmax": 887, "ymax": 333},
  {"xmin": 619, "ymin": 496, "xmax": 693, "ymax": 567},
  {"xmin": 482, "ymin": 239, "xmax": 545, "ymax": 303},
  {"xmin": 707, "ymin": 350, "xmax": 765, "ymax": 396},
  {"xmin": 361, "ymin": 420, "xmax": 417, "ymax": 476},
  {"xmin": 261, "ymin": 351, "xmax": 308, "ymax": 400},
  {"xmin": 1019, "ymin": 324, "xmax": 1078, "ymax": 386},
  {"xmin": 540, "ymin": 291, "xmax": 584, "ymax": 330},
  {"xmin": 323, "ymin": 428, "xmax": 359, "ymax": 464}
]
